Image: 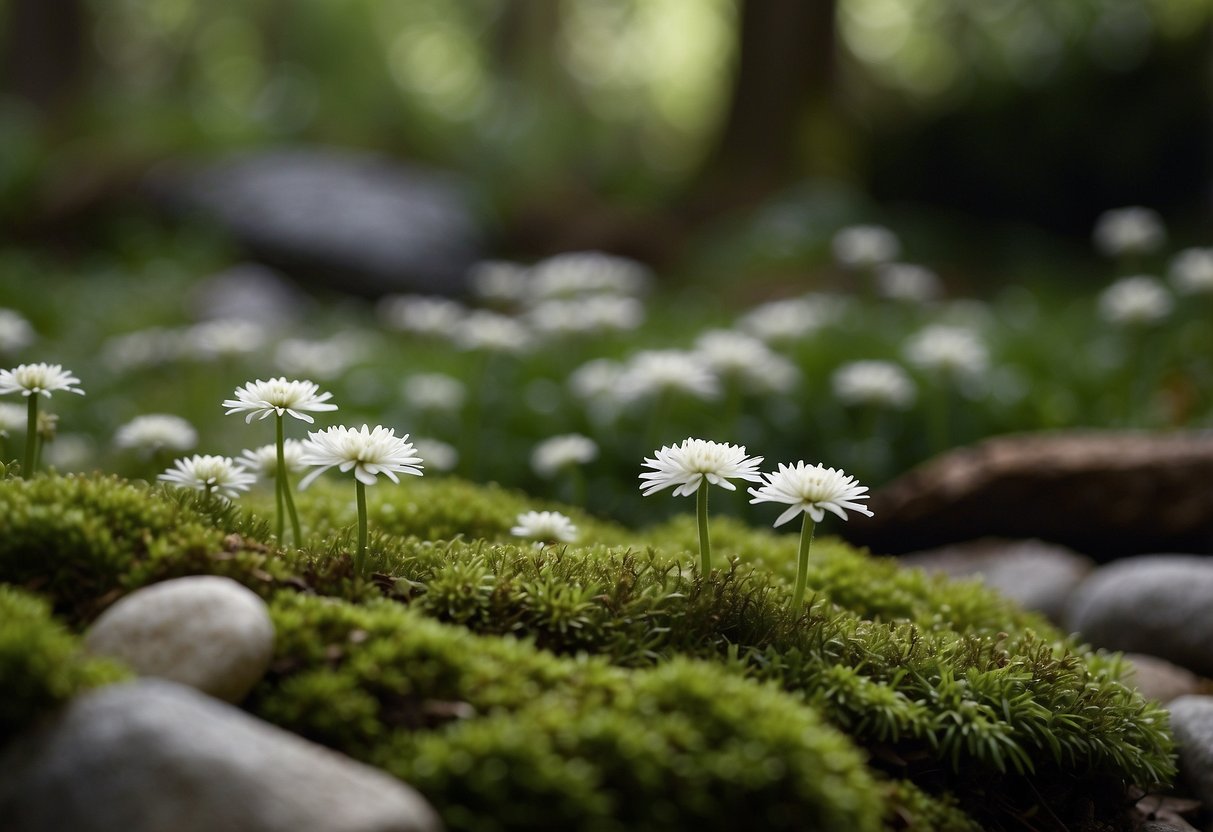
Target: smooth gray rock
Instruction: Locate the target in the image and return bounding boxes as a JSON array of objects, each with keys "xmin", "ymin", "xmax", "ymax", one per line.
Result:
[
  {"xmin": 146, "ymin": 148, "xmax": 483, "ymax": 296},
  {"xmin": 85, "ymin": 576, "xmax": 275, "ymax": 703},
  {"xmin": 899, "ymin": 538, "xmax": 1093, "ymax": 623},
  {"xmin": 1166, "ymin": 696, "xmax": 1213, "ymax": 810},
  {"xmin": 0, "ymin": 680, "xmax": 441, "ymax": 832},
  {"xmin": 1122, "ymin": 653, "xmax": 1205, "ymax": 704},
  {"xmin": 1066, "ymin": 556, "xmax": 1213, "ymax": 676}
]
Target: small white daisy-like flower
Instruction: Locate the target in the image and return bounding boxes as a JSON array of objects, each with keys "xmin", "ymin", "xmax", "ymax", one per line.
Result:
[
  {"xmin": 875, "ymin": 263, "xmax": 943, "ymax": 303},
  {"xmin": 114, "ymin": 414, "xmax": 198, "ymax": 455},
  {"xmin": 404, "ymin": 373, "xmax": 467, "ymax": 413},
  {"xmin": 832, "ymin": 225, "xmax": 900, "ymax": 269},
  {"xmin": 1169, "ymin": 248, "xmax": 1213, "ymax": 296},
  {"xmin": 1093, "ymin": 207, "xmax": 1165, "ymax": 258},
  {"xmin": 378, "ymin": 295, "xmax": 468, "ymax": 335},
  {"xmin": 639, "ymin": 438, "xmax": 764, "ymax": 497},
  {"xmin": 693, "ymin": 330, "xmax": 800, "ymax": 395},
  {"xmin": 532, "ymin": 434, "xmax": 598, "ymax": 478},
  {"xmin": 748, "ymin": 462, "xmax": 873, "ymax": 527},
  {"xmin": 298, "ymin": 424, "xmax": 424, "ymax": 488},
  {"xmin": 223, "ymin": 378, "xmax": 338, "ymax": 424},
  {"xmin": 158, "ymin": 454, "xmax": 256, "ymax": 500},
  {"xmin": 831, "ymin": 361, "xmax": 916, "ymax": 409},
  {"xmin": 511, "ymin": 510, "xmax": 579, "ymax": 545},
  {"xmin": 238, "ymin": 439, "xmax": 306, "ymax": 477},
  {"xmin": 411, "ymin": 437, "xmax": 458, "ymax": 472},
  {"xmin": 470, "ymin": 260, "xmax": 531, "ymax": 303},
  {"xmin": 0, "ymin": 363, "xmax": 85, "ymax": 399},
  {"xmin": 186, "ymin": 319, "xmax": 267, "ymax": 360},
  {"xmin": 528, "ymin": 251, "xmax": 652, "ymax": 299},
  {"xmin": 737, "ymin": 296, "xmax": 842, "ymax": 343},
  {"xmin": 0, "ymin": 402, "xmax": 25, "ymax": 436},
  {"xmin": 0, "ymin": 309, "xmax": 35, "ymax": 353},
  {"xmin": 618, "ymin": 350, "xmax": 720, "ymax": 404},
  {"xmin": 1098, "ymin": 275, "xmax": 1173, "ymax": 326},
  {"xmin": 904, "ymin": 325, "xmax": 989, "ymax": 378},
  {"xmin": 451, "ymin": 311, "xmax": 535, "ymax": 354}
]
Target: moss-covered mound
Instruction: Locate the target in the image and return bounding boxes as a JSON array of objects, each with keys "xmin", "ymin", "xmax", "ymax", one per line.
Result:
[{"xmin": 0, "ymin": 473, "xmax": 1176, "ymax": 831}]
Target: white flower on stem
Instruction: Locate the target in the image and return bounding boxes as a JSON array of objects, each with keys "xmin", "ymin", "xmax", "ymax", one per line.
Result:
[
  {"xmin": 693, "ymin": 330, "xmax": 800, "ymax": 395},
  {"xmin": 1169, "ymin": 248, "xmax": 1213, "ymax": 296},
  {"xmin": 404, "ymin": 373, "xmax": 466, "ymax": 414},
  {"xmin": 639, "ymin": 438, "xmax": 763, "ymax": 497},
  {"xmin": 411, "ymin": 437, "xmax": 458, "ymax": 472},
  {"xmin": 904, "ymin": 325, "xmax": 990, "ymax": 379},
  {"xmin": 1093, "ymin": 207, "xmax": 1165, "ymax": 258},
  {"xmin": 378, "ymin": 295, "xmax": 468, "ymax": 335},
  {"xmin": 532, "ymin": 434, "xmax": 598, "ymax": 478},
  {"xmin": 158, "ymin": 454, "xmax": 256, "ymax": 500},
  {"xmin": 0, "ymin": 363, "xmax": 85, "ymax": 399},
  {"xmin": 0, "ymin": 309, "xmax": 35, "ymax": 353},
  {"xmin": 1098, "ymin": 276, "xmax": 1173, "ymax": 326},
  {"xmin": 748, "ymin": 462, "xmax": 873, "ymax": 527},
  {"xmin": 831, "ymin": 361, "xmax": 916, "ymax": 409},
  {"xmin": 114, "ymin": 414, "xmax": 198, "ymax": 455},
  {"xmin": 737, "ymin": 296, "xmax": 843, "ymax": 343},
  {"xmin": 832, "ymin": 225, "xmax": 900, "ymax": 269},
  {"xmin": 511, "ymin": 510, "xmax": 579, "ymax": 545},
  {"xmin": 186, "ymin": 319, "xmax": 267, "ymax": 360},
  {"xmin": 239, "ymin": 439, "xmax": 306, "ymax": 477},
  {"xmin": 298, "ymin": 424, "xmax": 424, "ymax": 488},
  {"xmin": 470, "ymin": 260, "xmax": 531, "ymax": 304},
  {"xmin": 528, "ymin": 251, "xmax": 652, "ymax": 299},
  {"xmin": 618, "ymin": 350, "xmax": 719, "ymax": 404},
  {"xmin": 876, "ymin": 263, "xmax": 943, "ymax": 303},
  {"xmin": 223, "ymin": 378, "xmax": 338, "ymax": 424},
  {"xmin": 0, "ymin": 402, "xmax": 24, "ymax": 437}
]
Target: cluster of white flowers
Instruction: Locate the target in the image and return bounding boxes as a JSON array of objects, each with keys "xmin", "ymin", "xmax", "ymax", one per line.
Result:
[
  {"xmin": 531, "ymin": 433, "xmax": 598, "ymax": 478},
  {"xmin": 451, "ymin": 311, "xmax": 534, "ymax": 354},
  {"xmin": 832, "ymin": 225, "xmax": 901, "ymax": 269},
  {"xmin": 692, "ymin": 330, "xmax": 799, "ymax": 395},
  {"xmin": 875, "ymin": 263, "xmax": 943, "ymax": 303},
  {"xmin": 904, "ymin": 325, "xmax": 990, "ymax": 379},
  {"xmin": 527, "ymin": 251, "xmax": 652, "ymax": 299},
  {"xmin": 737, "ymin": 296, "xmax": 842, "ymax": 343},
  {"xmin": 831, "ymin": 361, "xmax": 917, "ymax": 409},
  {"xmin": 1098, "ymin": 275, "xmax": 1173, "ymax": 326},
  {"xmin": 114, "ymin": 414, "xmax": 198, "ymax": 456},
  {"xmin": 1169, "ymin": 248, "xmax": 1213, "ymax": 296},
  {"xmin": 0, "ymin": 309, "xmax": 35, "ymax": 353},
  {"xmin": 525, "ymin": 296, "xmax": 644, "ymax": 337},
  {"xmin": 1093, "ymin": 207, "xmax": 1166, "ymax": 258}
]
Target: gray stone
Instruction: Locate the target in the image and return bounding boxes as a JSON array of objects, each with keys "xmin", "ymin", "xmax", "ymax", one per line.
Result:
[
  {"xmin": 0, "ymin": 680, "xmax": 441, "ymax": 832},
  {"xmin": 1166, "ymin": 696, "xmax": 1213, "ymax": 811},
  {"xmin": 1122, "ymin": 653, "xmax": 1205, "ymax": 704},
  {"xmin": 85, "ymin": 576, "xmax": 274, "ymax": 703},
  {"xmin": 843, "ymin": 431, "xmax": 1213, "ymax": 558},
  {"xmin": 1065, "ymin": 556, "xmax": 1213, "ymax": 677},
  {"xmin": 899, "ymin": 538, "xmax": 1093, "ymax": 623},
  {"xmin": 146, "ymin": 148, "xmax": 483, "ymax": 296}
]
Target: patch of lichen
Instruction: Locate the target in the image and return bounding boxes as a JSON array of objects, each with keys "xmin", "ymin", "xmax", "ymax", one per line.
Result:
[{"xmin": 0, "ymin": 586, "xmax": 128, "ymax": 743}]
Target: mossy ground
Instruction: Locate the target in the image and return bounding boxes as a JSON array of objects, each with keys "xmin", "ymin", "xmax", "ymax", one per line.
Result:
[{"xmin": 0, "ymin": 472, "xmax": 1176, "ymax": 831}]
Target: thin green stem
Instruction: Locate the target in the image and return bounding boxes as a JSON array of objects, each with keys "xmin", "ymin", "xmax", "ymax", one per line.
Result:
[
  {"xmin": 791, "ymin": 514, "xmax": 818, "ymax": 610},
  {"xmin": 354, "ymin": 479, "xmax": 369, "ymax": 577},
  {"xmin": 274, "ymin": 417, "xmax": 286, "ymax": 541},
  {"xmin": 276, "ymin": 414, "xmax": 303, "ymax": 546},
  {"xmin": 23, "ymin": 395, "xmax": 37, "ymax": 478},
  {"xmin": 696, "ymin": 483, "xmax": 712, "ymax": 576}
]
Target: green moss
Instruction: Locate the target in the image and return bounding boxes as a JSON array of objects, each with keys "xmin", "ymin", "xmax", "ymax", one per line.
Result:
[{"xmin": 0, "ymin": 586, "xmax": 127, "ymax": 742}]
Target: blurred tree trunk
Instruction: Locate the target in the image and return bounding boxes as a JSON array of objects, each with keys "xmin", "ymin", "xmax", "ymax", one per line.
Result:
[
  {"xmin": 2, "ymin": 0, "xmax": 86, "ymax": 112},
  {"xmin": 686, "ymin": 0, "xmax": 840, "ymax": 216}
]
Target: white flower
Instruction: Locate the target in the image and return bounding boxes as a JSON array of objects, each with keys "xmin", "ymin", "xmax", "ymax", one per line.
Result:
[
  {"xmin": 737, "ymin": 296, "xmax": 842, "ymax": 343},
  {"xmin": 511, "ymin": 510, "xmax": 579, "ymax": 545},
  {"xmin": 275, "ymin": 335, "xmax": 365, "ymax": 379},
  {"xmin": 1093, "ymin": 207, "xmax": 1165, "ymax": 258},
  {"xmin": 114, "ymin": 414, "xmax": 198, "ymax": 455},
  {"xmin": 158, "ymin": 454, "xmax": 256, "ymax": 499},
  {"xmin": 451, "ymin": 311, "xmax": 534, "ymax": 354},
  {"xmin": 223, "ymin": 378, "xmax": 338, "ymax": 424},
  {"xmin": 831, "ymin": 361, "xmax": 916, "ymax": 409},
  {"xmin": 832, "ymin": 225, "xmax": 900, "ymax": 269},
  {"xmin": 875, "ymin": 263, "xmax": 943, "ymax": 303},
  {"xmin": 1098, "ymin": 276, "xmax": 1173, "ymax": 326},
  {"xmin": 0, "ymin": 309, "xmax": 35, "ymax": 353},
  {"xmin": 101, "ymin": 327, "xmax": 182, "ymax": 372},
  {"xmin": 528, "ymin": 251, "xmax": 652, "ymax": 299},
  {"xmin": 378, "ymin": 295, "xmax": 468, "ymax": 335},
  {"xmin": 568, "ymin": 359, "xmax": 625, "ymax": 402},
  {"xmin": 470, "ymin": 260, "xmax": 531, "ymax": 303},
  {"xmin": 298, "ymin": 424, "xmax": 424, "ymax": 488},
  {"xmin": 238, "ymin": 439, "xmax": 306, "ymax": 477},
  {"xmin": 904, "ymin": 325, "xmax": 989, "ymax": 378},
  {"xmin": 639, "ymin": 438, "xmax": 764, "ymax": 498},
  {"xmin": 618, "ymin": 350, "xmax": 719, "ymax": 404},
  {"xmin": 748, "ymin": 462, "xmax": 873, "ymax": 526},
  {"xmin": 693, "ymin": 330, "xmax": 800, "ymax": 394},
  {"xmin": 532, "ymin": 434, "xmax": 598, "ymax": 478},
  {"xmin": 0, "ymin": 402, "xmax": 25, "ymax": 437},
  {"xmin": 0, "ymin": 363, "xmax": 85, "ymax": 399},
  {"xmin": 404, "ymin": 373, "xmax": 467, "ymax": 413},
  {"xmin": 186, "ymin": 319, "xmax": 267, "ymax": 360},
  {"xmin": 525, "ymin": 297, "xmax": 645, "ymax": 337},
  {"xmin": 411, "ymin": 437, "xmax": 458, "ymax": 472},
  {"xmin": 43, "ymin": 434, "xmax": 93, "ymax": 472},
  {"xmin": 1169, "ymin": 248, "xmax": 1213, "ymax": 295}
]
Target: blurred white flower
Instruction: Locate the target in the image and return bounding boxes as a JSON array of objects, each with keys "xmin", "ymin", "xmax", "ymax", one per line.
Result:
[
  {"xmin": 0, "ymin": 363, "xmax": 85, "ymax": 399},
  {"xmin": 875, "ymin": 263, "xmax": 943, "ymax": 303},
  {"xmin": 186, "ymin": 319, "xmax": 267, "ymax": 360},
  {"xmin": 1169, "ymin": 248, "xmax": 1213, "ymax": 295},
  {"xmin": 832, "ymin": 225, "xmax": 901, "ymax": 269},
  {"xmin": 42, "ymin": 434, "xmax": 94, "ymax": 473},
  {"xmin": 639, "ymin": 438, "xmax": 764, "ymax": 498},
  {"xmin": 0, "ymin": 402, "xmax": 24, "ymax": 437},
  {"xmin": 101, "ymin": 327, "xmax": 182, "ymax": 372},
  {"xmin": 528, "ymin": 251, "xmax": 652, "ymax": 298},
  {"xmin": 511, "ymin": 510, "xmax": 579, "ymax": 545},
  {"xmin": 223, "ymin": 378, "xmax": 338, "ymax": 424},
  {"xmin": 748, "ymin": 462, "xmax": 872, "ymax": 526},
  {"xmin": 159, "ymin": 454, "xmax": 256, "ymax": 500},
  {"xmin": 299, "ymin": 424, "xmax": 424, "ymax": 488},
  {"xmin": 451, "ymin": 311, "xmax": 534, "ymax": 354},
  {"xmin": 114, "ymin": 414, "xmax": 198, "ymax": 456},
  {"xmin": 275, "ymin": 335, "xmax": 365, "ymax": 379},
  {"xmin": 737, "ymin": 296, "xmax": 843, "ymax": 343},
  {"xmin": 831, "ymin": 361, "xmax": 916, "ymax": 409},
  {"xmin": 470, "ymin": 260, "xmax": 531, "ymax": 304},
  {"xmin": 404, "ymin": 373, "xmax": 467, "ymax": 413},
  {"xmin": 531, "ymin": 433, "xmax": 598, "ymax": 478},
  {"xmin": 693, "ymin": 330, "xmax": 800, "ymax": 394},
  {"xmin": 378, "ymin": 295, "xmax": 467, "ymax": 335},
  {"xmin": 1098, "ymin": 275, "xmax": 1173, "ymax": 326},
  {"xmin": 904, "ymin": 325, "xmax": 990, "ymax": 379},
  {"xmin": 238, "ymin": 439, "xmax": 306, "ymax": 477},
  {"xmin": 411, "ymin": 437, "xmax": 458, "ymax": 472},
  {"xmin": 1093, "ymin": 207, "xmax": 1165, "ymax": 258},
  {"xmin": 568, "ymin": 359, "xmax": 626, "ymax": 402},
  {"xmin": 618, "ymin": 350, "xmax": 719, "ymax": 403},
  {"xmin": 525, "ymin": 296, "xmax": 645, "ymax": 337},
  {"xmin": 0, "ymin": 309, "xmax": 35, "ymax": 353}
]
